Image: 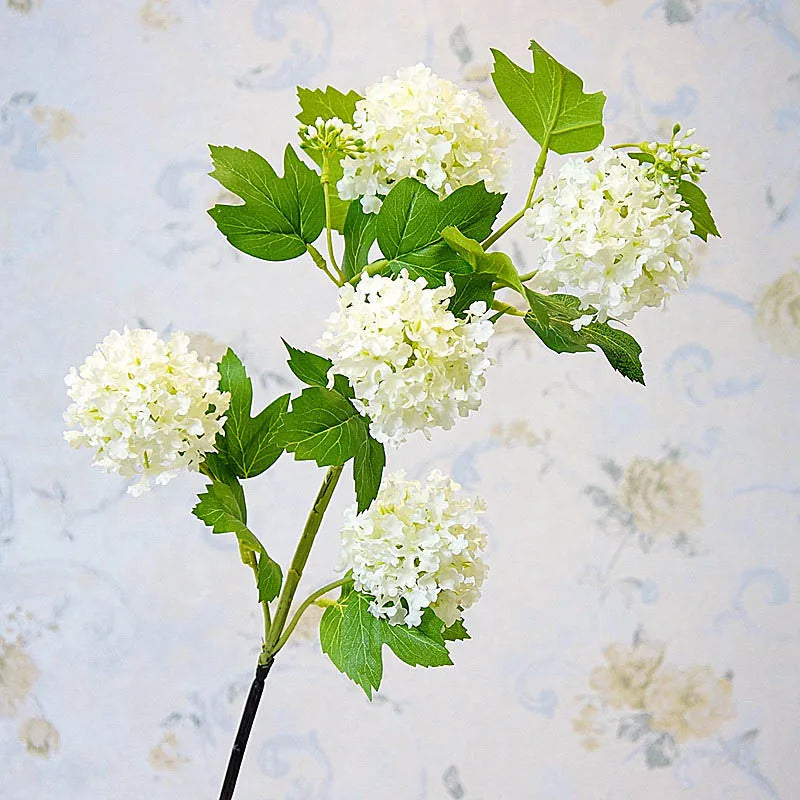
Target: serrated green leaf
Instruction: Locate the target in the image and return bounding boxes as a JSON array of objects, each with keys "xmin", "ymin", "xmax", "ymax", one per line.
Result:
[
  {"xmin": 442, "ymin": 618, "xmax": 470, "ymax": 641},
  {"xmin": 282, "ymin": 340, "xmax": 333, "ymax": 387},
  {"xmin": 216, "ymin": 349, "xmax": 289, "ymax": 478},
  {"xmin": 440, "ymin": 226, "xmax": 525, "ymax": 295},
  {"xmin": 281, "ymin": 340, "xmax": 355, "ymax": 400},
  {"xmin": 491, "ymin": 42, "xmax": 605, "ymax": 154},
  {"xmin": 257, "ymin": 552, "xmax": 283, "ymax": 603},
  {"xmin": 353, "ymin": 433, "xmax": 385, "ymax": 513},
  {"xmin": 677, "ymin": 180, "xmax": 720, "ymax": 241},
  {"xmin": 208, "ymin": 145, "xmax": 325, "ymax": 260},
  {"xmin": 342, "ymin": 201, "xmax": 378, "ymax": 280},
  {"xmin": 320, "ymin": 584, "xmax": 383, "ymax": 698},
  {"xmin": 201, "ymin": 451, "xmax": 246, "ymax": 516},
  {"xmin": 380, "ymin": 608, "xmax": 453, "ymax": 667},
  {"xmin": 524, "ymin": 290, "xmax": 645, "ymax": 384},
  {"xmin": 192, "ymin": 481, "xmax": 265, "ymax": 555},
  {"xmin": 376, "ymin": 178, "xmax": 506, "ymax": 287},
  {"xmin": 296, "ymin": 86, "xmax": 363, "ymax": 126},
  {"xmin": 276, "ymin": 386, "xmax": 366, "ymax": 466}
]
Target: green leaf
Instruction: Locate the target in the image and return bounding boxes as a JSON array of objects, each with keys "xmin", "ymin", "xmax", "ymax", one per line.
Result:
[
  {"xmin": 353, "ymin": 434, "xmax": 385, "ymax": 513},
  {"xmin": 192, "ymin": 481, "xmax": 265, "ymax": 555},
  {"xmin": 442, "ymin": 618, "xmax": 470, "ymax": 641},
  {"xmin": 524, "ymin": 290, "xmax": 645, "ymax": 384},
  {"xmin": 257, "ymin": 553, "xmax": 283, "ymax": 603},
  {"xmin": 208, "ymin": 145, "xmax": 325, "ymax": 261},
  {"xmin": 376, "ymin": 178, "xmax": 506, "ymax": 287},
  {"xmin": 440, "ymin": 226, "xmax": 525, "ymax": 295},
  {"xmin": 491, "ymin": 42, "xmax": 605, "ymax": 154},
  {"xmin": 281, "ymin": 340, "xmax": 355, "ymax": 400},
  {"xmin": 283, "ymin": 340, "xmax": 333, "ymax": 388},
  {"xmin": 279, "ymin": 351, "xmax": 382, "ymax": 504},
  {"xmin": 276, "ymin": 386, "xmax": 366, "ymax": 466},
  {"xmin": 216, "ymin": 349, "xmax": 289, "ymax": 478},
  {"xmin": 677, "ymin": 180, "xmax": 720, "ymax": 241},
  {"xmin": 320, "ymin": 584, "xmax": 384, "ymax": 698},
  {"xmin": 379, "ymin": 608, "xmax": 453, "ymax": 667},
  {"xmin": 449, "ymin": 273, "xmax": 495, "ymax": 318},
  {"xmin": 342, "ymin": 201, "xmax": 378, "ymax": 280},
  {"xmin": 296, "ymin": 86, "xmax": 362, "ymax": 126},
  {"xmin": 201, "ymin": 451, "xmax": 246, "ymax": 516}
]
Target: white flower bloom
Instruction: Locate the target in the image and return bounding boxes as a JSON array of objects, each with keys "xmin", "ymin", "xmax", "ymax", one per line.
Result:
[
  {"xmin": 338, "ymin": 469, "xmax": 488, "ymax": 628},
  {"xmin": 64, "ymin": 328, "xmax": 230, "ymax": 496},
  {"xmin": 644, "ymin": 666, "xmax": 735, "ymax": 742},
  {"xmin": 318, "ymin": 271, "xmax": 494, "ymax": 447},
  {"xmin": 337, "ymin": 63, "xmax": 510, "ymax": 213},
  {"xmin": 525, "ymin": 146, "xmax": 695, "ymax": 322}
]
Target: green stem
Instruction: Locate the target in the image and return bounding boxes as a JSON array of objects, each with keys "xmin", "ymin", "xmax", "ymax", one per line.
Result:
[
  {"xmin": 348, "ymin": 258, "xmax": 387, "ymax": 284},
  {"xmin": 263, "ymin": 465, "xmax": 344, "ymax": 656},
  {"xmin": 269, "ymin": 576, "xmax": 349, "ymax": 655},
  {"xmin": 518, "ymin": 270, "xmax": 538, "ymax": 282},
  {"xmin": 246, "ymin": 554, "xmax": 272, "ymax": 642},
  {"xmin": 611, "ymin": 142, "xmax": 643, "ymax": 150},
  {"xmin": 306, "ymin": 243, "xmax": 340, "ymax": 287},
  {"xmin": 490, "ymin": 299, "xmax": 525, "ymax": 318},
  {"xmin": 321, "ymin": 157, "xmax": 344, "ymax": 284},
  {"xmin": 482, "ymin": 141, "xmax": 550, "ymax": 250}
]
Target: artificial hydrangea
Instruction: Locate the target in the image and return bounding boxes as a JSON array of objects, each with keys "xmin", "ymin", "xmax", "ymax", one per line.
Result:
[
  {"xmin": 338, "ymin": 469, "xmax": 488, "ymax": 627},
  {"xmin": 525, "ymin": 146, "xmax": 695, "ymax": 323},
  {"xmin": 337, "ymin": 63, "xmax": 510, "ymax": 213},
  {"xmin": 63, "ymin": 328, "xmax": 229, "ymax": 496},
  {"xmin": 318, "ymin": 271, "xmax": 494, "ymax": 447}
]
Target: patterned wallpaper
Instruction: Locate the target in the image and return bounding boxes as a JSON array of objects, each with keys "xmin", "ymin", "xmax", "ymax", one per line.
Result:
[{"xmin": 2, "ymin": 1, "xmax": 800, "ymax": 798}]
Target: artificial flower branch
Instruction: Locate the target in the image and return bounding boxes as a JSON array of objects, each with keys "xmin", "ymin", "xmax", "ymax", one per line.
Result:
[{"xmin": 63, "ymin": 38, "xmax": 719, "ymax": 800}]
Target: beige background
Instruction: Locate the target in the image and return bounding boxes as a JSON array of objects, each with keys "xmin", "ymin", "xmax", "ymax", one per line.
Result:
[{"xmin": 2, "ymin": 0, "xmax": 800, "ymax": 797}]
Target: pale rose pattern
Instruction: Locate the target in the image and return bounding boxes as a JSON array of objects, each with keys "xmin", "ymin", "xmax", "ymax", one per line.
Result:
[
  {"xmin": 18, "ymin": 716, "xmax": 60, "ymax": 758},
  {"xmin": 754, "ymin": 270, "xmax": 800, "ymax": 357},
  {"xmin": 644, "ymin": 666, "xmax": 735, "ymax": 743},
  {"xmin": 574, "ymin": 638, "xmax": 737, "ymax": 768},
  {"xmin": 148, "ymin": 731, "xmax": 189, "ymax": 770},
  {"xmin": 589, "ymin": 641, "xmax": 664, "ymax": 709},
  {"xmin": 0, "ymin": 638, "xmax": 38, "ymax": 718},
  {"xmin": 617, "ymin": 456, "xmax": 703, "ymax": 539}
]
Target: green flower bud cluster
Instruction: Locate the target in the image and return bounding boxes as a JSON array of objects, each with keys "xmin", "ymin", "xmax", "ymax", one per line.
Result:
[
  {"xmin": 299, "ymin": 116, "xmax": 365, "ymax": 160},
  {"xmin": 638, "ymin": 122, "xmax": 709, "ymax": 185}
]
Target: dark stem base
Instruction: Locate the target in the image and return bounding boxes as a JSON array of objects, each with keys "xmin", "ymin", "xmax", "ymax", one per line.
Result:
[{"xmin": 218, "ymin": 658, "xmax": 274, "ymax": 800}]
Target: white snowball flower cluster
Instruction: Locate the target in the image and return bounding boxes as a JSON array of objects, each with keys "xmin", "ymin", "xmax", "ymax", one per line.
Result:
[
  {"xmin": 337, "ymin": 63, "xmax": 511, "ymax": 213},
  {"xmin": 525, "ymin": 146, "xmax": 695, "ymax": 322},
  {"xmin": 64, "ymin": 328, "xmax": 230, "ymax": 496},
  {"xmin": 319, "ymin": 271, "xmax": 494, "ymax": 447},
  {"xmin": 339, "ymin": 469, "xmax": 488, "ymax": 627}
]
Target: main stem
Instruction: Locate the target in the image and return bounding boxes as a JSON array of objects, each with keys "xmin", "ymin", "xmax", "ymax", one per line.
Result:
[
  {"xmin": 265, "ymin": 464, "xmax": 344, "ymax": 653},
  {"xmin": 218, "ymin": 658, "xmax": 274, "ymax": 800},
  {"xmin": 217, "ymin": 465, "xmax": 344, "ymax": 800}
]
